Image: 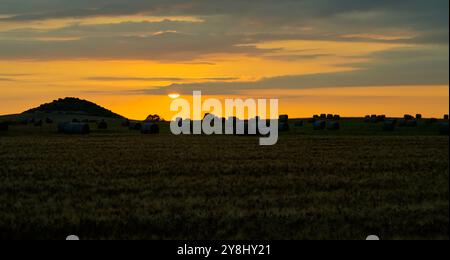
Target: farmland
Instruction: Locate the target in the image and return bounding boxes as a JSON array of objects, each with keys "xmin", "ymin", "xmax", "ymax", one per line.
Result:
[{"xmin": 0, "ymin": 119, "xmax": 449, "ymax": 240}]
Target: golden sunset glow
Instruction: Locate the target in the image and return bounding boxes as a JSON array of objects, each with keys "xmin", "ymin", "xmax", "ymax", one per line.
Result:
[{"xmin": 168, "ymin": 94, "xmax": 181, "ymax": 99}]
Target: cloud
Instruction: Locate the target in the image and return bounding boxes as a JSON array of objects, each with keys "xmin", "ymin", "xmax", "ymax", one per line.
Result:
[
  {"xmin": 0, "ymin": 1, "xmax": 447, "ymax": 62},
  {"xmin": 0, "ymin": 0, "xmax": 447, "ymax": 91},
  {"xmin": 85, "ymin": 76, "xmax": 239, "ymax": 82},
  {"xmin": 137, "ymin": 46, "xmax": 449, "ymax": 95},
  {"xmin": 0, "ymin": 33, "xmax": 280, "ymax": 60}
]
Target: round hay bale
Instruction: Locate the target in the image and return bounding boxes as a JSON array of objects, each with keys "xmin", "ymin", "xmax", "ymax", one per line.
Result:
[
  {"xmin": 141, "ymin": 123, "xmax": 160, "ymax": 134},
  {"xmin": 313, "ymin": 115, "xmax": 319, "ymax": 119},
  {"xmin": 425, "ymin": 118, "xmax": 438, "ymax": 125},
  {"xmin": 439, "ymin": 123, "xmax": 449, "ymax": 135},
  {"xmin": 370, "ymin": 115, "xmax": 379, "ymax": 123},
  {"xmin": 58, "ymin": 122, "xmax": 90, "ymax": 135},
  {"xmin": 397, "ymin": 119, "xmax": 407, "ymax": 127},
  {"xmin": 383, "ymin": 120, "xmax": 396, "ymax": 131},
  {"xmin": 320, "ymin": 114, "xmax": 326, "ymax": 119},
  {"xmin": 0, "ymin": 122, "xmax": 8, "ymax": 132},
  {"xmin": 313, "ymin": 120, "xmax": 326, "ymax": 130},
  {"xmin": 377, "ymin": 115, "xmax": 386, "ymax": 122},
  {"xmin": 416, "ymin": 114, "xmax": 422, "ymax": 120},
  {"xmin": 405, "ymin": 119, "xmax": 418, "ymax": 127},
  {"xmin": 444, "ymin": 114, "xmax": 449, "ymax": 120},
  {"xmin": 364, "ymin": 115, "xmax": 371, "ymax": 123},
  {"xmin": 294, "ymin": 120, "xmax": 304, "ymax": 127},
  {"xmin": 326, "ymin": 114, "xmax": 334, "ymax": 120},
  {"xmin": 404, "ymin": 114, "xmax": 414, "ymax": 120},
  {"xmin": 129, "ymin": 122, "xmax": 142, "ymax": 131},
  {"xmin": 327, "ymin": 121, "xmax": 340, "ymax": 130},
  {"xmin": 279, "ymin": 115, "xmax": 289, "ymax": 123},
  {"xmin": 97, "ymin": 120, "xmax": 108, "ymax": 130},
  {"xmin": 333, "ymin": 115, "xmax": 341, "ymax": 120},
  {"xmin": 278, "ymin": 121, "xmax": 290, "ymax": 132}
]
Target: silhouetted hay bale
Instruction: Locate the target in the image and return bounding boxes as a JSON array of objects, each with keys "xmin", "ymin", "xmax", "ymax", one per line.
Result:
[
  {"xmin": 294, "ymin": 120, "xmax": 304, "ymax": 127},
  {"xmin": 278, "ymin": 121, "xmax": 290, "ymax": 132},
  {"xmin": 320, "ymin": 114, "xmax": 326, "ymax": 119},
  {"xmin": 333, "ymin": 115, "xmax": 341, "ymax": 120},
  {"xmin": 364, "ymin": 115, "xmax": 371, "ymax": 123},
  {"xmin": 58, "ymin": 122, "xmax": 90, "ymax": 134},
  {"xmin": 377, "ymin": 115, "xmax": 386, "ymax": 122},
  {"xmin": 404, "ymin": 114, "xmax": 414, "ymax": 120},
  {"xmin": 405, "ymin": 120, "xmax": 418, "ymax": 127},
  {"xmin": 397, "ymin": 119, "xmax": 407, "ymax": 127},
  {"xmin": 326, "ymin": 114, "xmax": 334, "ymax": 120},
  {"xmin": 425, "ymin": 118, "xmax": 438, "ymax": 125},
  {"xmin": 34, "ymin": 120, "xmax": 43, "ymax": 127},
  {"xmin": 309, "ymin": 116, "xmax": 318, "ymax": 123},
  {"xmin": 416, "ymin": 114, "xmax": 422, "ymax": 120},
  {"xmin": 45, "ymin": 118, "xmax": 53, "ymax": 124},
  {"xmin": 444, "ymin": 115, "xmax": 449, "ymax": 120},
  {"xmin": 129, "ymin": 122, "xmax": 142, "ymax": 131},
  {"xmin": 439, "ymin": 123, "xmax": 449, "ymax": 135},
  {"xmin": 370, "ymin": 115, "xmax": 379, "ymax": 123},
  {"xmin": 313, "ymin": 120, "xmax": 326, "ymax": 130},
  {"xmin": 97, "ymin": 120, "xmax": 108, "ymax": 130},
  {"xmin": 279, "ymin": 115, "xmax": 289, "ymax": 123},
  {"xmin": 0, "ymin": 122, "xmax": 8, "ymax": 131},
  {"xmin": 327, "ymin": 121, "xmax": 340, "ymax": 130},
  {"xmin": 383, "ymin": 120, "xmax": 396, "ymax": 131},
  {"xmin": 141, "ymin": 123, "xmax": 160, "ymax": 134}
]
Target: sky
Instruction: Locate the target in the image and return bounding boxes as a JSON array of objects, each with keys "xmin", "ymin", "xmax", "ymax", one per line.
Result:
[{"xmin": 0, "ymin": 0, "xmax": 448, "ymax": 120}]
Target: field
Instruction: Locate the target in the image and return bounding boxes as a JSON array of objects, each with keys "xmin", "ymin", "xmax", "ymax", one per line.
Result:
[{"xmin": 0, "ymin": 118, "xmax": 449, "ymax": 240}]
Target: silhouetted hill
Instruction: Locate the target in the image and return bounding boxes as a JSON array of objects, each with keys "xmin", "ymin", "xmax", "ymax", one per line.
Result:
[{"xmin": 23, "ymin": 98, "xmax": 124, "ymax": 118}]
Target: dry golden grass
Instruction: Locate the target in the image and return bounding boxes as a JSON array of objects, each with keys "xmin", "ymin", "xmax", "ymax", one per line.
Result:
[{"xmin": 0, "ymin": 134, "xmax": 448, "ymax": 240}]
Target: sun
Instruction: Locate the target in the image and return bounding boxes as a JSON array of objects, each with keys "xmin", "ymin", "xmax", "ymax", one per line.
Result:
[{"xmin": 168, "ymin": 93, "xmax": 181, "ymax": 99}]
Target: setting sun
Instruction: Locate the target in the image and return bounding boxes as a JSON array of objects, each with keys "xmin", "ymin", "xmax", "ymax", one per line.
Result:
[{"xmin": 168, "ymin": 94, "xmax": 181, "ymax": 99}]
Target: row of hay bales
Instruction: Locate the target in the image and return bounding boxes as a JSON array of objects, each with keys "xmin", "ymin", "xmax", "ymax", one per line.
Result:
[
  {"xmin": 122, "ymin": 119, "xmax": 160, "ymax": 134},
  {"xmin": 171, "ymin": 115, "xmax": 276, "ymax": 135},
  {"xmin": 312, "ymin": 120, "xmax": 340, "ymax": 131},
  {"xmin": 312, "ymin": 114, "xmax": 341, "ymax": 120},
  {"xmin": 170, "ymin": 114, "xmax": 342, "ymax": 133},
  {"xmin": 364, "ymin": 114, "xmax": 387, "ymax": 123},
  {"xmin": 173, "ymin": 116, "xmax": 262, "ymax": 135},
  {"xmin": 57, "ymin": 119, "xmax": 159, "ymax": 134},
  {"xmin": 58, "ymin": 122, "xmax": 90, "ymax": 135},
  {"xmin": 381, "ymin": 118, "xmax": 449, "ymax": 135}
]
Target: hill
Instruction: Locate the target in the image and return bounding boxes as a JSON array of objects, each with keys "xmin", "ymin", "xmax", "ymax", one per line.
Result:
[{"xmin": 22, "ymin": 97, "xmax": 124, "ymax": 119}]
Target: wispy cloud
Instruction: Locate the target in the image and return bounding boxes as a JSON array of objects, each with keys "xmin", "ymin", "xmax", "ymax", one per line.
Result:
[
  {"xmin": 84, "ymin": 76, "xmax": 239, "ymax": 82},
  {"xmin": 135, "ymin": 46, "xmax": 449, "ymax": 95}
]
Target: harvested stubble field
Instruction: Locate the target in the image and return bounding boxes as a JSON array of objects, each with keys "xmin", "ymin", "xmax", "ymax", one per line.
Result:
[{"xmin": 0, "ymin": 131, "xmax": 448, "ymax": 240}]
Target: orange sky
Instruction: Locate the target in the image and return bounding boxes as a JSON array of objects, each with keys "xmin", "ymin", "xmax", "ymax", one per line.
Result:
[{"xmin": 0, "ymin": 1, "xmax": 448, "ymax": 119}]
